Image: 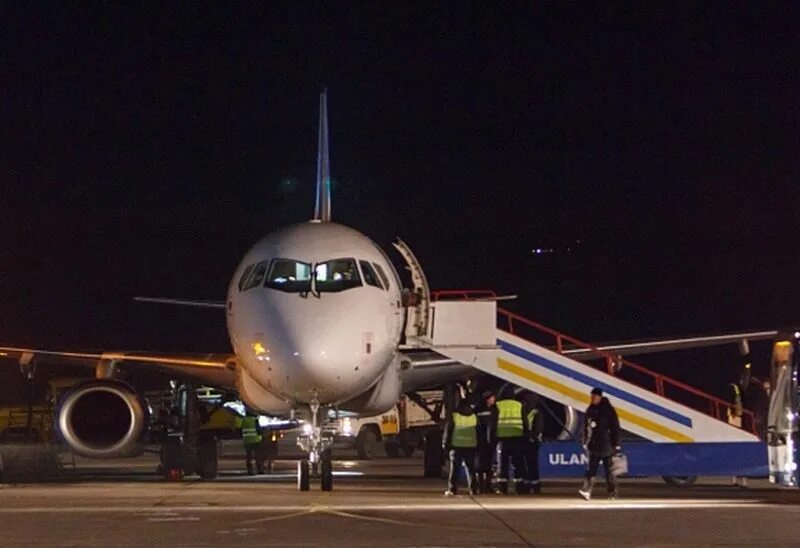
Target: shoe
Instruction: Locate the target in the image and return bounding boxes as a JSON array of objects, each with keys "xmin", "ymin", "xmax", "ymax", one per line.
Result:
[
  {"xmin": 444, "ymin": 490, "xmax": 455, "ymax": 497},
  {"xmin": 578, "ymin": 488, "xmax": 591, "ymax": 501},
  {"xmin": 608, "ymin": 492, "xmax": 618, "ymax": 500}
]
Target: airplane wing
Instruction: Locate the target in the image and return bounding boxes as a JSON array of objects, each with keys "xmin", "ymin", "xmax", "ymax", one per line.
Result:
[
  {"xmin": 561, "ymin": 330, "xmax": 779, "ymax": 360},
  {"xmin": 0, "ymin": 346, "xmax": 237, "ymax": 389}
]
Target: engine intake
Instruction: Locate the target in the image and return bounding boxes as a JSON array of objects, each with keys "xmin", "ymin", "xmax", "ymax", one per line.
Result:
[{"xmin": 57, "ymin": 381, "xmax": 148, "ymax": 458}]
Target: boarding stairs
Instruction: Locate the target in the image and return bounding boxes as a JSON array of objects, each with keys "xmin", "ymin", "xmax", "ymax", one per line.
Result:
[{"xmin": 416, "ymin": 290, "xmax": 758, "ymax": 444}]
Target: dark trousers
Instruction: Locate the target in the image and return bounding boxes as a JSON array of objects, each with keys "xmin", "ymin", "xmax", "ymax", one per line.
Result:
[
  {"xmin": 586, "ymin": 454, "xmax": 617, "ymax": 493},
  {"xmin": 245, "ymin": 444, "xmax": 264, "ymax": 475},
  {"xmin": 475, "ymin": 443, "xmax": 495, "ymax": 494},
  {"xmin": 448, "ymin": 448, "xmax": 476, "ymax": 494},
  {"xmin": 497, "ymin": 437, "xmax": 526, "ymax": 492},
  {"xmin": 524, "ymin": 440, "xmax": 540, "ymax": 486}
]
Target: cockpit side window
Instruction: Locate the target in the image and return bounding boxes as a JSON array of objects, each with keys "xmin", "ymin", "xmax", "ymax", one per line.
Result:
[
  {"xmin": 372, "ymin": 262, "xmax": 391, "ymax": 290},
  {"xmin": 315, "ymin": 258, "xmax": 362, "ymax": 292},
  {"xmin": 238, "ymin": 264, "xmax": 256, "ymax": 291},
  {"xmin": 359, "ymin": 260, "xmax": 383, "ymax": 289},
  {"xmin": 242, "ymin": 261, "xmax": 269, "ymax": 291},
  {"xmin": 265, "ymin": 259, "xmax": 312, "ymax": 292}
]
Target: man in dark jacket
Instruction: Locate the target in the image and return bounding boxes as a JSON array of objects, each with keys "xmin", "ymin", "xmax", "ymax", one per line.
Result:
[
  {"xmin": 442, "ymin": 399, "xmax": 478, "ymax": 496},
  {"xmin": 475, "ymin": 390, "xmax": 498, "ymax": 494},
  {"xmin": 579, "ymin": 388, "xmax": 621, "ymax": 500}
]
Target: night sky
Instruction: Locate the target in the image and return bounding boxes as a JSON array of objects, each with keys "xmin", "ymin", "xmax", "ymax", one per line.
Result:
[{"xmin": 2, "ymin": 4, "xmax": 799, "ymax": 397}]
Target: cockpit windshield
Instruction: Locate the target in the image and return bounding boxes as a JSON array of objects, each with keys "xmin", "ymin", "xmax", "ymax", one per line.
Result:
[
  {"xmin": 265, "ymin": 259, "xmax": 312, "ymax": 292},
  {"xmin": 315, "ymin": 258, "xmax": 362, "ymax": 292}
]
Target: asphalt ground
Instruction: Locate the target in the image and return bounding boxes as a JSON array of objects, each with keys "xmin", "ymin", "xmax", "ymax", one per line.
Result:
[{"xmin": 1, "ymin": 453, "xmax": 799, "ymax": 547}]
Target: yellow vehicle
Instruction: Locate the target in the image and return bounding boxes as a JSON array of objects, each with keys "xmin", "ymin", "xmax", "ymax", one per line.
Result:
[{"xmin": 0, "ymin": 378, "xmax": 83, "ymax": 443}]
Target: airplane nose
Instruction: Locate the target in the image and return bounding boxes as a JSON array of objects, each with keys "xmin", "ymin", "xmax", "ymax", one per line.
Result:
[{"xmin": 254, "ymin": 298, "xmax": 384, "ymax": 402}]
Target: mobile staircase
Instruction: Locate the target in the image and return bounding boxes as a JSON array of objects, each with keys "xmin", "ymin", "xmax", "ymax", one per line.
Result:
[{"xmin": 416, "ymin": 290, "xmax": 766, "ymax": 478}]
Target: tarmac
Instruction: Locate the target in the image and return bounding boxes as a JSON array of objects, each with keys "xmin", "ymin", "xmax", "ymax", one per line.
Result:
[{"xmin": 1, "ymin": 452, "xmax": 799, "ymax": 547}]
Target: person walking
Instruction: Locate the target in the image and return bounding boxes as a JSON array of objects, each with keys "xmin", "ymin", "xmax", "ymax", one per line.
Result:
[
  {"xmin": 579, "ymin": 388, "xmax": 621, "ymax": 500},
  {"xmin": 443, "ymin": 399, "xmax": 478, "ymax": 496},
  {"xmin": 475, "ymin": 390, "xmax": 498, "ymax": 494}
]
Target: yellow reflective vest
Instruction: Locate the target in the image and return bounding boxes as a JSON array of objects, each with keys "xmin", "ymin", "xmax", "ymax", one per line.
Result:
[
  {"xmin": 451, "ymin": 412, "xmax": 478, "ymax": 448},
  {"xmin": 241, "ymin": 415, "xmax": 262, "ymax": 446},
  {"xmin": 496, "ymin": 399, "xmax": 524, "ymax": 438}
]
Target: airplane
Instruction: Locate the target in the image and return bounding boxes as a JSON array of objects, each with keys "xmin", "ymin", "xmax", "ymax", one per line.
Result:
[{"xmin": 0, "ymin": 90, "xmax": 784, "ymax": 491}]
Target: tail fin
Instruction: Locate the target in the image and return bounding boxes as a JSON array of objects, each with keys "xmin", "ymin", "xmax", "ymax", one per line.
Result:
[{"xmin": 313, "ymin": 89, "xmax": 332, "ymax": 222}]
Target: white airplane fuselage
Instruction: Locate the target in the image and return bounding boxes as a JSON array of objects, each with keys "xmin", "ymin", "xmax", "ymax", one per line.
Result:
[{"xmin": 226, "ymin": 221, "xmax": 405, "ymax": 413}]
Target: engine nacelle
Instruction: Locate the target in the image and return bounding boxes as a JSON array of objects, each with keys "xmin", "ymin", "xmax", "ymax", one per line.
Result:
[
  {"xmin": 339, "ymin": 364, "xmax": 402, "ymax": 416},
  {"xmin": 56, "ymin": 380, "xmax": 149, "ymax": 458}
]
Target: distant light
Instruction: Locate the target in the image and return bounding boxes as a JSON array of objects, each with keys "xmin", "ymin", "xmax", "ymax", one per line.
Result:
[
  {"xmin": 302, "ymin": 423, "xmax": 313, "ymax": 435},
  {"xmin": 745, "ymin": 363, "xmax": 751, "ymax": 369},
  {"xmin": 795, "ymin": 331, "xmax": 800, "ymax": 339}
]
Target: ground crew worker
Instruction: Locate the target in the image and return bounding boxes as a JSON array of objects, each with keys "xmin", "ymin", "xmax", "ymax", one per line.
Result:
[
  {"xmin": 442, "ymin": 399, "xmax": 478, "ymax": 496},
  {"xmin": 475, "ymin": 390, "xmax": 497, "ymax": 494},
  {"xmin": 240, "ymin": 411, "xmax": 265, "ymax": 475},
  {"xmin": 494, "ymin": 388, "xmax": 527, "ymax": 494},
  {"xmin": 727, "ymin": 381, "xmax": 744, "ymax": 428},
  {"xmin": 523, "ymin": 393, "xmax": 544, "ymax": 494},
  {"xmin": 579, "ymin": 388, "xmax": 621, "ymax": 500}
]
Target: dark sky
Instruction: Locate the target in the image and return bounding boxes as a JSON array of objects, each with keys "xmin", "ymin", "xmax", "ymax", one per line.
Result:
[{"xmin": 2, "ymin": 4, "xmax": 799, "ymax": 392}]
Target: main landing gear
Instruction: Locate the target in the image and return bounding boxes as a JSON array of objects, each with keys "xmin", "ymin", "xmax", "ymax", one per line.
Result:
[{"xmin": 296, "ymin": 397, "xmax": 334, "ymax": 491}]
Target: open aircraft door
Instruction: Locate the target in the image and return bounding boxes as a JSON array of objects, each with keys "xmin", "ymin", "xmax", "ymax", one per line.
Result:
[{"xmin": 768, "ymin": 332, "xmax": 800, "ymax": 487}]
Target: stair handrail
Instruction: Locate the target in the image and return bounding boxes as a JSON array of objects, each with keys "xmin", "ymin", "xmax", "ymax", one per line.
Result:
[{"xmin": 497, "ymin": 307, "xmax": 756, "ymax": 433}]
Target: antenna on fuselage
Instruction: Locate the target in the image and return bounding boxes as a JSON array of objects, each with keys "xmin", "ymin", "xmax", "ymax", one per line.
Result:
[{"xmin": 313, "ymin": 89, "xmax": 332, "ymax": 222}]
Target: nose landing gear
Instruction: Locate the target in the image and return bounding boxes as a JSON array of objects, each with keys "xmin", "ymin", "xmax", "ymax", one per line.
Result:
[{"xmin": 296, "ymin": 397, "xmax": 335, "ymax": 491}]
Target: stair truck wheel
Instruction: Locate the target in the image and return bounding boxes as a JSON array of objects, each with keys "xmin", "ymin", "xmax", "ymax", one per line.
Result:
[
  {"xmin": 320, "ymin": 456, "xmax": 333, "ymax": 492},
  {"xmin": 663, "ymin": 475, "xmax": 698, "ymax": 487},
  {"xmin": 298, "ymin": 459, "xmax": 310, "ymax": 491},
  {"xmin": 423, "ymin": 430, "xmax": 444, "ymax": 478}
]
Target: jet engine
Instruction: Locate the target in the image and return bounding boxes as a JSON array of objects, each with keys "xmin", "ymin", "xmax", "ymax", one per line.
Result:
[
  {"xmin": 339, "ymin": 364, "xmax": 402, "ymax": 416},
  {"xmin": 56, "ymin": 380, "xmax": 149, "ymax": 458}
]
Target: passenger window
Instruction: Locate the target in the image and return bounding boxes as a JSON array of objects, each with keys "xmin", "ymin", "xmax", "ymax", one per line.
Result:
[
  {"xmin": 265, "ymin": 259, "xmax": 312, "ymax": 292},
  {"xmin": 238, "ymin": 264, "xmax": 255, "ymax": 291},
  {"xmin": 243, "ymin": 261, "xmax": 269, "ymax": 291},
  {"xmin": 315, "ymin": 258, "xmax": 362, "ymax": 292},
  {"xmin": 359, "ymin": 260, "xmax": 383, "ymax": 289},
  {"xmin": 373, "ymin": 262, "xmax": 391, "ymax": 290}
]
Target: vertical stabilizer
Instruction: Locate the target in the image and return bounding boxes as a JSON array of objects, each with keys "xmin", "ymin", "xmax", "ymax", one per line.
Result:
[{"xmin": 313, "ymin": 89, "xmax": 332, "ymax": 222}]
